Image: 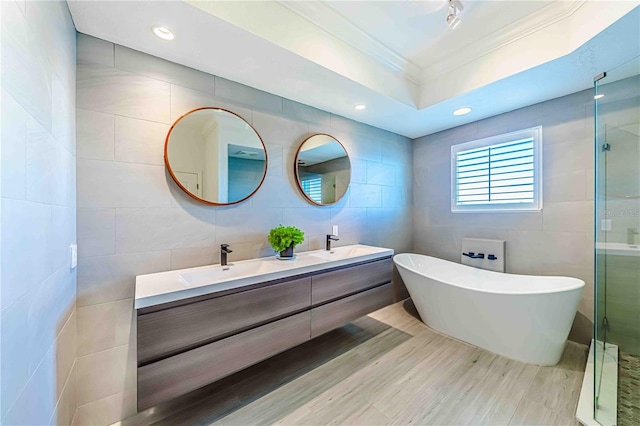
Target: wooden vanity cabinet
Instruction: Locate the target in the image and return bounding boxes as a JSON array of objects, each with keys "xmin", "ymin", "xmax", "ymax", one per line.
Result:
[
  {"xmin": 136, "ymin": 256, "xmax": 393, "ymax": 410},
  {"xmin": 137, "ymin": 277, "xmax": 311, "ymax": 364}
]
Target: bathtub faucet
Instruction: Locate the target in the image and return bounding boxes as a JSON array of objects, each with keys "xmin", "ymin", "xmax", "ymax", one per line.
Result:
[{"xmin": 462, "ymin": 252, "xmax": 484, "ymax": 259}]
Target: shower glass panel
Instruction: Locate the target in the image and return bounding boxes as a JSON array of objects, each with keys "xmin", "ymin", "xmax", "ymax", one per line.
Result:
[{"xmin": 594, "ymin": 56, "xmax": 640, "ymax": 426}]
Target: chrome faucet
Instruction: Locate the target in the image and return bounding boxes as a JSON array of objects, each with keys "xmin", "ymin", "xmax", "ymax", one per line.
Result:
[
  {"xmin": 221, "ymin": 244, "xmax": 233, "ymax": 267},
  {"xmin": 326, "ymin": 234, "xmax": 339, "ymax": 251},
  {"xmin": 628, "ymin": 228, "xmax": 639, "ymax": 245}
]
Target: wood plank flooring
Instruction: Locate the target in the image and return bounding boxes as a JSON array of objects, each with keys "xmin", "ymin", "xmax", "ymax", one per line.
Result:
[{"xmin": 120, "ymin": 300, "xmax": 588, "ymax": 426}]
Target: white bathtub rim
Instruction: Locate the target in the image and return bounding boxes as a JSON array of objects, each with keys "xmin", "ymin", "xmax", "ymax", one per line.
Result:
[{"xmin": 394, "ymin": 253, "xmax": 585, "ymax": 296}]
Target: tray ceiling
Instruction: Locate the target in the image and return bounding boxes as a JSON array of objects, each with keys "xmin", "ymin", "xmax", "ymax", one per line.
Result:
[{"xmin": 68, "ymin": 1, "xmax": 639, "ymax": 138}]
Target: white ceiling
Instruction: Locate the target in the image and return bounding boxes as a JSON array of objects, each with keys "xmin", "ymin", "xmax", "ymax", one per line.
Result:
[
  {"xmin": 67, "ymin": 1, "xmax": 639, "ymax": 138},
  {"xmin": 316, "ymin": 1, "xmax": 551, "ymax": 69}
]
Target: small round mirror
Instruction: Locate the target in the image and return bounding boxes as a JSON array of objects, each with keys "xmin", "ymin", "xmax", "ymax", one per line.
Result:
[
  {"xmin": 165, "ymin": 108, "xmax": 267, "ymax": 205},
  {"xmin": 294, "ymin": 134, "xmax": 351, "ymax": 205}
]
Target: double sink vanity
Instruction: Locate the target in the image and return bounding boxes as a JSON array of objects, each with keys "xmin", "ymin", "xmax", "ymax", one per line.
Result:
[{"xmin": 135, "ymin": 244, "xmax": 394, "ymax": 410}]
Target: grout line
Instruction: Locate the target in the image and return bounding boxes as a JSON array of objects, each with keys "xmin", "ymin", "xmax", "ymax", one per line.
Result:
[
  {"xmin": 77, "ymin": 341, "xmax": 131, "ymax": 360},
  {"xmin": 3, "ymin": 319, "xmax": 75, "ymax": 421},
  {"xmin": 47, "ymin": 359, "xmax": 78, "ymax": 426},
  {"xmin": 77, "ymin": 297, "xmax": 132, "ymax": 310}
]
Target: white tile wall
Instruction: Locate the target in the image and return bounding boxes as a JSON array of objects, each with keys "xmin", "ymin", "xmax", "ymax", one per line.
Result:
[
  {"xmin": 0, "ymin": 1, "xmax": 77, "ymax": 425},
  {"xmin": 412, "ymin": 89, "xmax": 595, "ymax": 341},
  {"xmin": 75, "ymin": 33, "xmax": 413, "ymax": 425}
]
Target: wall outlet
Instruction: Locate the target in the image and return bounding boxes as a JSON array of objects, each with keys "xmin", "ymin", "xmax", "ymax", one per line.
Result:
[
  {"xmin": 601, "ymin": 219, "xmax": 612, "ymax": 231},
  {"xmin": 332, "ymin": 225, "xmax": 339, "ymax": 236},
  {"xmin": 70, "ymin": 244, "xmax": 78, "ymax": 269}
]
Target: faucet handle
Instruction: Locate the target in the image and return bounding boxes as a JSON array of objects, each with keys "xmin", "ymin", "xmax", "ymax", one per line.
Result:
[{"xmin": 221, "ymin": 244, "xmax": 232, "ymax": 253}]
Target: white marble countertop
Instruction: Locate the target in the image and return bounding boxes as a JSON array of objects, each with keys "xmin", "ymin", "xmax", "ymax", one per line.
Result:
[
  {"xmin": 135, "ymin": 244, "xmax": 394, "ymax": 309},
  {"xmin": 596, "ymin": 242, "xmax": 640, "ymax": 257}
]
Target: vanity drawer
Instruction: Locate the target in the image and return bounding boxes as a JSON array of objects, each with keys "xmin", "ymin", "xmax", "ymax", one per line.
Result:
[
  {"xmin": 138, "ymin": 311, "xmax": 311, "ymax": 410},
  {"xmin": 311, "ymin": 258, "xmax": 392, "ymax": 304},
  {"xmin": 311, "ymin": 283, "xmax": 392, "ymax": 338},
  {"xmin": 138, "ymin": 276, "xmax": 311, "ymax": 364}
]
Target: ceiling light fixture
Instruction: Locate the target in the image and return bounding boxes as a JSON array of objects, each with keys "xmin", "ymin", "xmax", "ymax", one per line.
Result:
[
  {"xmin": 594, "ymin": 94, "xmax": 605, "ymax": 100},
  {"xmin": 446, "ymin": 0, "xmax": 463, "ymax": 29},
  {"xmin": 152, "ymin": 26, "xmax": 175, "ymax": 41},
  {"xmin": 453, "ymin": 107, "xmax": 472, "ymax": 116},
  {"xmin": 355, "ymin": 104, "xmax": 366, "ymax": 110}
]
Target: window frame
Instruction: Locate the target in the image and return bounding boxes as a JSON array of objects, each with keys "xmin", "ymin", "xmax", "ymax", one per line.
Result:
[{"xmin": 450, "ymin": 126, "xmax": 543, "ymax": 213}]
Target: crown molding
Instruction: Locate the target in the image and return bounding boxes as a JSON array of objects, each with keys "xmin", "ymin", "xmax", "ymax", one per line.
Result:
[
  {"xmin": 278, "ymin": 0, "xmax": 590, "ymax": 88},
  {"xmin": 277, "ymin": 0, "xmax": 422, "ymax": 85},
  {"xmin": 422, "ymin": 0, "xmax": 588, "ymax": 79}
]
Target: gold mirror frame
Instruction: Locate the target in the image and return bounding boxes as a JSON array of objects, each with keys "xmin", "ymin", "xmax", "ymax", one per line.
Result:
[
  {"xmin": 164, "ymin": 107, "xmax": 268, "ymax": 206},
  {"xmin": 294, "ymin": 133, "xmax": 351, "ymax": 206}
]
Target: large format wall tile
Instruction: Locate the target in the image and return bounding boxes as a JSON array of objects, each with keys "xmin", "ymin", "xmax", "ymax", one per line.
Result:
[
  {"xmin": 1, "ymin": 2, "xmax": 77, "ymax": 425},
  {"xmin": 1, "ymin": 89, "xmax": 28, "ymax": 200},
  {"xmin": 0, "ymin": 296, "xmax": 29, "ymax": 418},
  {"xmin": 78, "ymin": 208, "xmax": 115, "ymax": 258},
  {"xmin": 77, "ymin": 159, "xmax": 171, "ymax": 208},
  {"xmin": 76, "ymin": 108, "xmax": 114, "ymax": 160},
  {"xmin": 216, "ymin": 76, "xmax": 282, "ymax": 114},
  {"xmin": 115, "ymin": 45, "xmax": 214, "ymax": 95},
  {"xmin": 77, "ymin": 298, "xmax": 133, "ymax": 357},
  {"xmin": 77, "ymin": 251, "xmax": 171, "ymax": 307},
  {"xmin": 76, "ymin": 344, "xmax": 136, "ymax": 406},
  {"xmin": 77, "ymin": 33, "xmax": 114, "ymax": 67},
  {"xmin": 75, "ymin": 33, "xmax": 413, "ymax": 425},
  {"xmin": 1, "ymin": 1, "xmax": 52, "ymax": 131},
  {"xmin": 282, "ymin": 98, "xmax": 331, "ymax": 126},
  {"xmin": 114, "ymin": 116, "xmax": 168, "ymax": 166},
  {"xmin": 115, "ymin": 207, "xmax": 216, "ymax": 253},
  {"xmin": 26, "ymin": 119, "xmax": 70, "ymax": 205},
  {"xmin": 77, "ymin": 63, "xmax": 170, "ymax": 124},
  {"xmin": 1, "ymin": 198, "xmax": 52, "ymax": 310},
  {"xmin": 413, "ymin": 89, "xmax": 597, "ymax": 342},
  {"xmin": 169, "ymin": 84, "xmax": 252, "ymax": 124}
]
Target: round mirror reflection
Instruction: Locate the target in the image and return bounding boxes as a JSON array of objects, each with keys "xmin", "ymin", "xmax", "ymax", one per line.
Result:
[
  {"xmin": 165, "ymin": 108, "xmax": 267, "ymax": 205},
  {"xmin": 294, "ymin": 134, "xmax": 351, "ymax": 205}
]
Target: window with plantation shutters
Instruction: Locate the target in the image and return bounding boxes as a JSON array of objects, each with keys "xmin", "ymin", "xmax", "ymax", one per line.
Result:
[
  {"xmin": 301, "ymin": 177, "xmax": 322, "ymax": 204},
  {"xmin": 451, "ymin": 126, "xmax": 542, "ymax": 212}
]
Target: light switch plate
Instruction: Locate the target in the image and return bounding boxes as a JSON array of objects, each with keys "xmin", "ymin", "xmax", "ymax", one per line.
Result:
[
  {"xmin": 70, "ymin": 244, "xmax": 78, "ymax": 269},
  {"xmin": 332, "ymin": 225, "xmax": 339, "ymax": 236}
]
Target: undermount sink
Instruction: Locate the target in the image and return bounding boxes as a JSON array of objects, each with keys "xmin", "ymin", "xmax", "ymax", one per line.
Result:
[
  {"xmin": 135, "ymin": 244, "xmax": 394, "ymax": 309},
  {"xmin": 179, "ymin": 260, "xmax": 280, "ymax": 287},
  {"xmin": 308, "ymin": 245, "xmax": 382, "ymax": 261}
]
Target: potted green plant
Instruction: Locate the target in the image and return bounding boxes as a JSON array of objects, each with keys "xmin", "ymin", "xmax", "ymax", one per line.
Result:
[{"xmin": 268, "ymin": 225, "xmax": 305, "ymax": 259}]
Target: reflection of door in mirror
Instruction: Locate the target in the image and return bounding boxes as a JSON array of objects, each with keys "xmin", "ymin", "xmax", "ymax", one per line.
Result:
[
  {"xmin": 165, "ymin": 108, "xmax": 267, "ymax": 205},
  {"xmin": 174, "ymin": 171, "xmax": 202, "ymax": 198}
]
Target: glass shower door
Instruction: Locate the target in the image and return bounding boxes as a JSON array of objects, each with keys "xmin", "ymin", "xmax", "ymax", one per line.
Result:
[{"xmin": 594, "ymin": 56, "xmax": 640, "ymax": 426}]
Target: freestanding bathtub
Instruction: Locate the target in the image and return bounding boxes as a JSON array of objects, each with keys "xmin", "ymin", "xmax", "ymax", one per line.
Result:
[{"xmin": 394, "ymin": 253, "xmax": 585, "ymax": 366}]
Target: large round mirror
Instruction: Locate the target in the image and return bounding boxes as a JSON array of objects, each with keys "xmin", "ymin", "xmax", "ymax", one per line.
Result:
[
  {"xmin": 294, "ymin": 134, "xmax": 351, "ymax": 205},
  {"xmin": 165, "ymin": 108, "xmax": 267, "ymax": 205}
]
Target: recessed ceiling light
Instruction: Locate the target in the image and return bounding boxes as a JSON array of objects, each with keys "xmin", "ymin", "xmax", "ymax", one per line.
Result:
[
  {"xmin": 594, "ymin": 94, "xmax": 605, "ymax": 100},
  {"xmin": 355, "ymin": 104, "xmax": 366, "ymax": 110},
  {"xmin": 152, "ymin": 26, "xmax": 174, "ymax": 41},
  {"xmin": 453, "ymin": 107, "xmax": 472, "ymax": 116}
]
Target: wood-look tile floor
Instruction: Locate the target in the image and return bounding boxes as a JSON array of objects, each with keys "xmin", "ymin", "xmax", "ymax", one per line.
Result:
[{"xmin": 122, "ymin": 300, "xmax": 588, "ymax": 426}]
